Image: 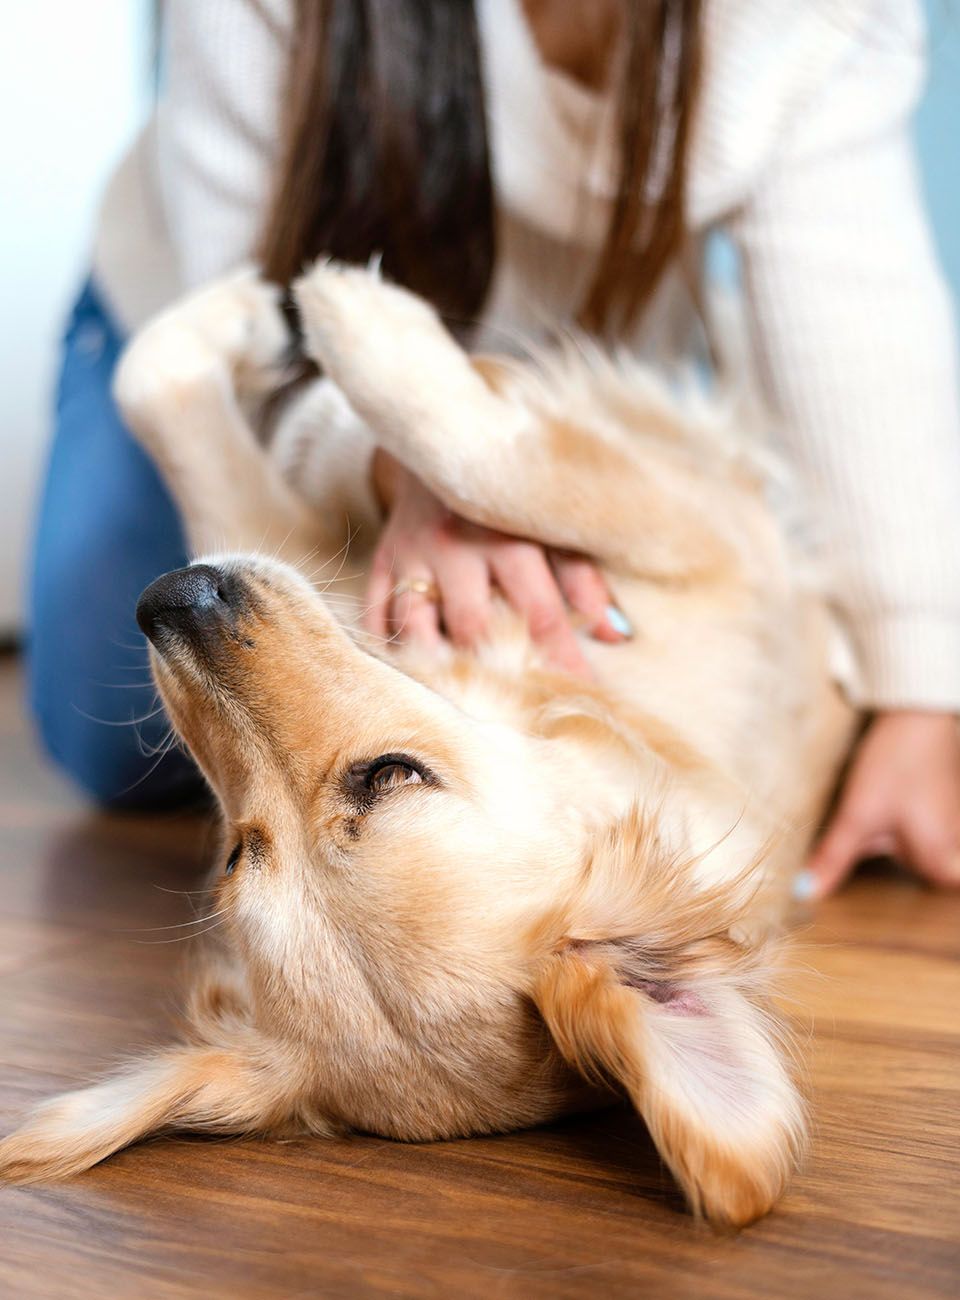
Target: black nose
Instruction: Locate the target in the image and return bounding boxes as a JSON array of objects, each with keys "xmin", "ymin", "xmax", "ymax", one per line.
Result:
[{"xmin": 136, "ymin": 564, "xmax": 241, "ymax": 644}]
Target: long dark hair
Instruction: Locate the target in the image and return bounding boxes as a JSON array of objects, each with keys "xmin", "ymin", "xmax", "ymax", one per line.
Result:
[{"xmin": 259, "ymin": 0, "xmax": 702, "ymax": 338}]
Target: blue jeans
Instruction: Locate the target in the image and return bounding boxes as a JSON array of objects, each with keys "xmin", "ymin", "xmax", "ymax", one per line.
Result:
[{"xmin": 27, "ymin": 280, "xmax": 205, "ymax": 809}]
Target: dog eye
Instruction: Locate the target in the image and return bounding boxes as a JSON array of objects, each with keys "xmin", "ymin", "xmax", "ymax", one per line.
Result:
[
  {"xmin": 367, "ymin": 760, "xmax": 423, "ymax": 794},
  {"xmin": 342, "ymin": 753, "xmax": 433, "ymax": 806},
  {"xmin": 224, "ymin": 843, "xmax": 242, "ymax": 876}
]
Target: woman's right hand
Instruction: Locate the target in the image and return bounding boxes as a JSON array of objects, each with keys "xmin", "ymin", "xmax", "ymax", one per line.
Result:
[
  {"xmin": 364, "ymin": 451, "xmax": 632, "ymax": 675},
  {"xmin": 802, "ymin": 710, "xmax": 960, "ymax": 897}
]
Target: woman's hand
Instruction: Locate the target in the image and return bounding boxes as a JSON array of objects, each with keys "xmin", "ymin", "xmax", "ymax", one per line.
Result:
[
  {"xmin": 801, "ymin": 710, "xmax": 960, "ymax": 898},
  {"xmin": 364, "ymin": 452, "xmax": 631, "ymax": 675}
]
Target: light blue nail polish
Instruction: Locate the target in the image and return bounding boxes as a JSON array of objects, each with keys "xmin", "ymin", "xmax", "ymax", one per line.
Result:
[
  {"xmin": 792, "ymin": 870, "xmax": 817, "ymax": 902},
  {"xmin": 605, "ymin": 605, "xmax": 634, "ymax": 638}
]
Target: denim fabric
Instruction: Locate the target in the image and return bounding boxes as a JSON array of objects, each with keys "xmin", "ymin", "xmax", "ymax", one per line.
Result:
[{"xmin": 26, "ymin": 279, "xmax": 205, "ymax": 809}]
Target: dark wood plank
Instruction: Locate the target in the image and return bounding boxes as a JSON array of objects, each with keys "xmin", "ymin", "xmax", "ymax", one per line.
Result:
[{"xmin": 0, "ymin": 655, "xmax": 957, "ymax": 1299}]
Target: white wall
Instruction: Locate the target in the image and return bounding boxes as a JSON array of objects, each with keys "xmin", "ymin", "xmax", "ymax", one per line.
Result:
[
  {"xmin": 0, "ymin": 2, "xmax": 151, "ymax": 637},
  {"xmin": 917, "ymin": 1, "xmax": 960, "ymax": 298}
]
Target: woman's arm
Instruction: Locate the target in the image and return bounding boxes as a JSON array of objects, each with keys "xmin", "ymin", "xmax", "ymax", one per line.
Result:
[
  {"xmin": 159, "ymin": 0, "xmax": 292, "ymax": 287},
  {"xmin": 731, "ymin": 0, "xmax": 960, "ymax": 890}
]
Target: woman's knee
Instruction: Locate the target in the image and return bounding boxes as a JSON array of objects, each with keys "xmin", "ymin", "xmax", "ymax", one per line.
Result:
[
  {"xmin": 28, "ymin": 686, "xmax": 202, "ymax": 810},
  {"xmin": 26, "ymin": 280, "xmax": 197, "ymax": 809}
]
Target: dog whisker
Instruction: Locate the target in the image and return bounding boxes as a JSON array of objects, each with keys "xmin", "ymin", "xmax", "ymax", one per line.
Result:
[
  {"xmin": 131, "ymin": 917, "xmax": 229, "ymax": 945},
  {"xmin": 69, "ymin": 702, "xmax": 169, "ymax": 729},
  {"xmin": 152, "ymin": 885, "xmax": 221, "ymax": 897},
  {"xmin": 127, "ymin": 908, "xmax": 230, "ymax": 934}
]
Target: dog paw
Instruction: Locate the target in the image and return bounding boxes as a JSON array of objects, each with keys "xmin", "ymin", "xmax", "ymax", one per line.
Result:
[
  {"xmin": 188, "ymin": 269, "xmax": 291, "ymax": 378},
  {"xmin": 114, "ymin": 269, "xmax": 291, "ymax": 428},
  {"xmin": 293, "ymin": 258, "xmax": 441, "ymax": 373}
]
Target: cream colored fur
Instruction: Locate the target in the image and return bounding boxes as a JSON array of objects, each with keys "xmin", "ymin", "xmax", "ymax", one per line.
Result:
[{"xmin": 0, "ymin": 264, "xmax": 854, "ymax": 1227}]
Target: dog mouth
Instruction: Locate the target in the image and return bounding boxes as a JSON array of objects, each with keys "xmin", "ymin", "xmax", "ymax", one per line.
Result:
[{"xmin": 136, "ymin": 562, "xmax": 254, "ymax": 661}]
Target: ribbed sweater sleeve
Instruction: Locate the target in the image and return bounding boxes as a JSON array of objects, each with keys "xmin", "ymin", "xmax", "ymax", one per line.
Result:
[
  {"xmin": 158, "ymin": 0, "xmax": 291, "ymax": 288},
  {"xmin": 732, "ymin": 1, "xmax": 960, "ymax": 709}
]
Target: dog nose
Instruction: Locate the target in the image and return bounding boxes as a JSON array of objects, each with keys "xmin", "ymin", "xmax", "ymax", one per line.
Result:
[{"xmin": 136, "ymin": 564, "xmax": 241, "ymax": 643}]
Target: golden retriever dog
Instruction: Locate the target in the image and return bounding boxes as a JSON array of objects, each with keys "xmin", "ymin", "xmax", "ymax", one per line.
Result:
[{"xmin": 0, "ymin": 263, "xmax": 853, "ymax": 1227}]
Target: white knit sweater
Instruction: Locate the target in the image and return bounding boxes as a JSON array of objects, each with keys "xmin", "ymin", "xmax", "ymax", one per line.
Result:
[{"xmin": 91, "ymin": 0, "xmax": 960, "ymax": 711}]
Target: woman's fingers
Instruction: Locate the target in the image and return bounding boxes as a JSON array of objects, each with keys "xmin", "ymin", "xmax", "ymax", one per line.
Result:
[
  {"xmin": 899, "ymin": 803, "xmax": 960, "ymax": 887},
  {"xmin": 389, "ymin": 572, "xmax": 442, "ymax": 646},
  {"xmin": 491, "ymin": 541, "xmax": 590, "ymax": 676},
  {"xmin": 802, "ymin": 812, "xmax": 884, "ymax": 900},
  {"xmin": 363, "ymin": 462, "xmax": 618, "ymax": 669},
  {"xmin": 362, "ymin": 551, "xmax": 394, "ymax": 640},
  {"xmin": 551, "ymin": 550, "xmax": 632, "ymax": 643},
  {"xmin": 364, "ymin": 542, "xmax": 443, "ymax": 647},
  {"xmin": 434, "ymin": 549, "xmax": 493, "ymax": 649}
]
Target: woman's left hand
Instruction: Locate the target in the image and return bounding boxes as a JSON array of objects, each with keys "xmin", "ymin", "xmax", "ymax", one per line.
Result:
[
  {"xmin": 803, "ymin": 710, "xmax": 960, "ymax": 897},
  {"xmin": 364, "ymin": 451, "xmax": 628, "ymax": 675}
]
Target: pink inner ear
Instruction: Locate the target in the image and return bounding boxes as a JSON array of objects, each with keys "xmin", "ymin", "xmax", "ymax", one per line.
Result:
[{"xmin": 622, "ymin": 975, "xmax": 708, "ymax": 1017}]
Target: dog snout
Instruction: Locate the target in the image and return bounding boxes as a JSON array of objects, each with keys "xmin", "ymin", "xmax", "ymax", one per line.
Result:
[{"xmin": 136, "ymin": 563, "xmax": 245, "ymax": 645}]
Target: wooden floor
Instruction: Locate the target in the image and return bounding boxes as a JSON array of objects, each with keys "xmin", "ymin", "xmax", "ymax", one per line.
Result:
[{"xmin": 0, "ymin": 655, "xmax": 957, "ymax": 1299}]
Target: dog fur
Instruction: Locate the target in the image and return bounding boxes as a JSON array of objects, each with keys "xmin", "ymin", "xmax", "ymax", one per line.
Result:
[{"xmin": 0, "ymin": 264, "xmax": 854, "ymax": 1227}]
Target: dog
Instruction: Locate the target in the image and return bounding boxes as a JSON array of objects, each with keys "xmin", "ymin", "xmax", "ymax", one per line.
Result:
[{"xmin": 0, "ymin": 263, "xmax": 854, "ymax": 1227}]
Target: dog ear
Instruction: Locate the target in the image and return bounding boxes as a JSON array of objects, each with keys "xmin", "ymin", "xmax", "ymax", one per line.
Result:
[
  {"xmin": 532, "ymin": 812, "xmax": 805, "ymax": 1229},
  {"xmin": 0, "ymin": 1036, "xmax": 322, "ymax": 1184}
]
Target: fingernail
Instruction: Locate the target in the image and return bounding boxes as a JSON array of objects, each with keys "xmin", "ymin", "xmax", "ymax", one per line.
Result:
[
  {"xmin": 791, "ymin": 870, "xmax": 818, "ymax": 902},
  {"xmin": 605, "ymin": 605, "xmax": 634, "ymax": 639}
]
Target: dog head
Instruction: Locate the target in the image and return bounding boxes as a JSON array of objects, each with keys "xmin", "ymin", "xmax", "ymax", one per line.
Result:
[{"xmin": 0, "ymin": 556, "xmax": 804, "ymax": 1227}]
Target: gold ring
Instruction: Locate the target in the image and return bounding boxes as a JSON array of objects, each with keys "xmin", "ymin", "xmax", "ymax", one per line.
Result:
[{"xmin": 393, "ymin": 576, "xmax": 440, "ymax": 603}]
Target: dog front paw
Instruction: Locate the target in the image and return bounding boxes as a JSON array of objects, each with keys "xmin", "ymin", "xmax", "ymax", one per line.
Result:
[
  {"xmin": 293, "ymin": 258, "xmax": 442, "ymax": 374},
  {"xmin": 114, "ymin": 269, "xmax": 291, "ymax": 430}
]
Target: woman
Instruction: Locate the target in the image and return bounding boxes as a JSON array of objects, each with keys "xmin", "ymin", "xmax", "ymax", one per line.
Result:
[{"xmin": 28, "ymin": 0, "xmax": 960, "ymax": 897}]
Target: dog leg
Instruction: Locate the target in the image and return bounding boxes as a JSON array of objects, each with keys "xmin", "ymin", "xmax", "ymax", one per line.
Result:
[
  {"xmin": 294, "ymin": 261, "xmax": 735, "ymax": 581},
  {"xmin": 114, "ymin": 272, "xmax": 341, "ymax": 567}
]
